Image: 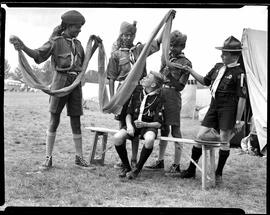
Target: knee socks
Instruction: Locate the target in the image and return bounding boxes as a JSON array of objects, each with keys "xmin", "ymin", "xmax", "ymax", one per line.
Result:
[
  {"xmin": 115, "ymin": 144, "xmax": 131, "ymax": 171},
  {"xmin": 187, "ymin": 146, "xmax": 202, "ymax": 173},
  {"xmin": 45, "ymin": 130, "xmax": 56, "ymax": 157},
  {"xmin": 216, "ymin": 149, "xmax": 230, "ymax": 176},
  {"xmin": 136, "ymin": 145, "xmax": 153, "ymax": 171}
]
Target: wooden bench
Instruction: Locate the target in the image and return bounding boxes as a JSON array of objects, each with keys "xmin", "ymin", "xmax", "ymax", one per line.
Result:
[{"xmin": 85, "ymin": 126, "xmax": 221, "ymax": 190}]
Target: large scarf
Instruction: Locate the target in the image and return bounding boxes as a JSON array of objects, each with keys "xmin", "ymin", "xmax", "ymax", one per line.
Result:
[
  {"xmin": 10, "ymin": 10, "xmax": 178, "ymax": 115},
  {"xmin": 9, "ymin": 35, "xmax": 102, "ymax": 97},
  {"xmin": 101, "ymin": 10, "xmax": 177, "ymax": 114}
]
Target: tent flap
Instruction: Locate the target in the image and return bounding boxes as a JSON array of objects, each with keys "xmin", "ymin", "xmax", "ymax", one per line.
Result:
[{"xmin": 241, "ymin": 28, "xmax": 267, "ymax": 154}]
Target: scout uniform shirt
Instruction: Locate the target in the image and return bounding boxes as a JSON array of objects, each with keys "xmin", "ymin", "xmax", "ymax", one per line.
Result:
[
  {"xmin": 160, "ymin": 52, "xmax": 191, "ymax": 91},
  {"xmin": 126, "ymin": 85, "xmax": 163, "ymax": 125},
  {"xmin": 160, "ymin": 52, "xmax": 192, "ymax": 126},
  {"xmin": 204, "ymin": 62, "xmax": 246, "ymax": 100},
  {"xmin": 106, "ymin": 40, "xmax": 161, "ymax": 84},
  {"xmin": 32, "ymin": 34, "xmax": 85, "ymax": 90}
]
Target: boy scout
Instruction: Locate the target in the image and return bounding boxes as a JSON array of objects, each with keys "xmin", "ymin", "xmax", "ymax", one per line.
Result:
[
  {"xmin": 112, "ymin": 71, "xmax": 164, "ymax": 180},
  {"xmin": 180, "ymin": 36, "xmax": 246, "ymax": 184},
  {"xmin": 11, "ymin": 10, "xmax": 92, "ymax": 169},
  {"xmin": 106, "ymin": 19, "xmax": 164, "ymax": 169},
  {"xmin": 145, "ymin": 30, "xmax": 191, "ymax": 176}
]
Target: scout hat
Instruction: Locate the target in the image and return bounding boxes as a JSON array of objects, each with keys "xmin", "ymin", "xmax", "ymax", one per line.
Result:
[
  {"xmin": 170, "ymin": 30, "xmax": 187, "ymax": 46},
  {"xmin": 215, "ymin": 36, "xmax": 242, "ymax": 51},
  {"xmin": 120, "ymin": 21, "xmax": 137, "ymax": 35},
  {"xmin": 61, "ymin": 10, "xmax": 85, "ymax": 25}
]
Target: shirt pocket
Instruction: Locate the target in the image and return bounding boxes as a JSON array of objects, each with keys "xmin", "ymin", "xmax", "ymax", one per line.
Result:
[
  {"xmin": 118, "ymin": 57, "xmax": 131, "ymax": 77},
  {"xmin": 119, "ymin": 57, "xmax": 131, "ymax": 68},
  {"xmin": 57, "ymin": 52, "xmax": 72, "ymax": 69},
  {"xmin": 220, "ymin": 75, "xmax": 234, "ymax": 91},
  {"xmin": 74, "ymin": 51, "xmax": 83, "ymax": 67}
]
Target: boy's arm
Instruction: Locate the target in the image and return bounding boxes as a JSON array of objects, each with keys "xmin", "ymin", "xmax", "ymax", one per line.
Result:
[
  {"xmin": 134, "ymin": 120, "xmax": 161, "ymax": 129},
  {"xmin": 182, "ymin": 65, "xmax": 206, "ymax": 85},
  {"xmin": 126, "ymin": 114, "xmax": 135, "ymax": 136},
  {"xmin": 234, "ymin": 72, "xmax": 247, "ymax": 132},
  {"xmin": 109, "ymin": 79, "xmax": 115, "ymax": 98},
  {"xmin": 234, "ymin": 97, "xmax": 246, "ymax": 133},
  {"xmin": 11, "ymin": 36, "xmax": 40, "ymax": 60}
]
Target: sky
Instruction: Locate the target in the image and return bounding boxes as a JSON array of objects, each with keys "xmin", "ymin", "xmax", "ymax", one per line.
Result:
[{"xmin": 2, "ymin": 4, "xmax": 268, "ymax": 76}]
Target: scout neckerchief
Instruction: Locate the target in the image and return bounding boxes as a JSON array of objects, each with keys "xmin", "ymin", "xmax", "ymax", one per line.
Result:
[
  {"xmin": 137, "ymin": 89, "xmax": 159, "ymax": 121},
  {"xmin": 119, "ymin": 43, "xmax": 139, "ymax": 65},
  {"xmin": 210, "ymin": 61, "xmax": 240, "ymax": 98},
  {"xmin": 61, "ymin": 35, "xmax": 78, "ymax": 71},
  {"xmin": 65, "ymin": 37, "xmax": 77, "ymax": 67}
]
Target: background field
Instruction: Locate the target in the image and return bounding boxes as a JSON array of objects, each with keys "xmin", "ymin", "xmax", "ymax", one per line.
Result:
[{"xmin": 3, "ymin": 91, "xmax": 267, "ymax": 213}]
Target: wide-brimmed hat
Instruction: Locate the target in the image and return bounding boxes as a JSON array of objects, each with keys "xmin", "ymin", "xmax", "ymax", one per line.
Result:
[
  {"xmin": 215, "ymin": 36, "xmax": 242, "ymax": 51},
  {"xmin": 61, "ymin": 10, "xmax": 85, "ymax": 25}
]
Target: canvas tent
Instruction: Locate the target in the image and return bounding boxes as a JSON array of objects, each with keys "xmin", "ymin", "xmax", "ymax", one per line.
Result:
[{"xmin": 241, "ymin": 28, "xmax": 267, "ymax": 155}]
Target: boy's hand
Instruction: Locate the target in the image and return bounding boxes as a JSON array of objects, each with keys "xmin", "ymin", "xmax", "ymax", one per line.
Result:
[
  {"xmin": 134, "ymin": 120, "xmax": 146, "ymax": 128},
  {"xmin": 181, "ymin": 65, "xmax": 193, "ymax": 73},
  {"xmin": 126, "ymin": 124, "xmax": 135, "ymax": 137},
  {"xmin": 234, "ymin": 121, "xmax": 244, "ymax": 134},
  {"xmin": 165, "ymin": 9, "xmax": 176, "ymax": 22},
  {"xmin": 10, "ymin": 35, "xmax": 25, "ymax": 51}
]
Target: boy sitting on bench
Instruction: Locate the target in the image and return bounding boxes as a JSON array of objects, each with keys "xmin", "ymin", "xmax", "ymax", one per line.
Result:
[{"xmin": 112, "ymin": 71, "xmax": 164, "ymax": 180}]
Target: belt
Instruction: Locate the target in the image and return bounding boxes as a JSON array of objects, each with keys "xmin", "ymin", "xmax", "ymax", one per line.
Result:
[
  {"xmin": 163, "ymin": 84, "xmax": 175, "ymax": 89},
  {"xmin": 57, "ymin": 70, "xmax": 80, "ymax": 76}
]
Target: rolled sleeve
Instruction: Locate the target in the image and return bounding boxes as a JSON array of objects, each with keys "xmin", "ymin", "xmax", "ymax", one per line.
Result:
[
  {"xmin": 236, "ymin": 71, "xmax": 247, "ymax": 98},
  {"xmin": 204, "ymin": 65, "xmax": 218, "ymax": 86},
  {"xmin": 34, "ymin": 40, "xmax": 54, "ymax": 64}
]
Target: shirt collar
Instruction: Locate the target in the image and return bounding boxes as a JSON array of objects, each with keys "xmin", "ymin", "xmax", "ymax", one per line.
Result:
[
  {"xmin": 226, "ymin": 61, "xmax": 240, "ymax": 68},
  {"xmin": 142, "ymin": 88, "xmax": 159, "ymax": 96},
  {"xmin": 169, "ymin": 51, "xmax": 185, "ymax": 59}
]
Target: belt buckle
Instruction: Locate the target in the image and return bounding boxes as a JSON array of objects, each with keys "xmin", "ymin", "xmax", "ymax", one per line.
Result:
[
  {"xmin": 164, "ymin": 84, "xmax": 172, "ymax": 88},
  {"xmin": 67, "ymin": 71, "xmax": 78, "ymax": 76}
]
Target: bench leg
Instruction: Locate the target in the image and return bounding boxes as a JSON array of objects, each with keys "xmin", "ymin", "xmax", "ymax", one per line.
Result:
[
  {"xmin": 201, "ymin": 145, "xmax": 207, "ymax": 190},
  {"xmin": 90, "ymin": 131, "xmax": 108, "ymax": 165},
  {"xmin": 209, "ymin": 148, "xmax": 216, "ymax": 188}
]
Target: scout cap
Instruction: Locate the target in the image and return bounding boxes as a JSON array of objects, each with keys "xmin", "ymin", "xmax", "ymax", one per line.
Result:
[
  {"xmin": 215, "ymin": 36, "xmax": 242, "ymax": 51},
  {"xmin": 120, "ymin": 21, "xmax": 137, "ymax": 35},
  {"xmin": 170, "ymin": 30, "xmax": 187, "ymax": 46},
  {"xmin": 61, "ymin": 10, "xmax": 85, "ymax": 25}
]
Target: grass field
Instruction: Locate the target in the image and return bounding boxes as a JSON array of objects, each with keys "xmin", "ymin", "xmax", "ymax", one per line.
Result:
[{"xmin": 3, "ymin": 91, "xmax": 267, "ymax": 213}]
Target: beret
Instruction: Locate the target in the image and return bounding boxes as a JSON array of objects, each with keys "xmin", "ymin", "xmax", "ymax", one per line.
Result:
[
  {"xmin": 61, "ymin": 10, "xmax": 85, "ymax": 25},
  {"xmin": 120, "ymin": 21, "xmax": 137, "ymax": 35}
]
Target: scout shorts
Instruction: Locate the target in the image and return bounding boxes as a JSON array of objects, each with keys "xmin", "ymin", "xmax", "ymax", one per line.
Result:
[
  {"xmin": 49, "ymin": 73, "xmax": 83, "ymax": 116},
  {"xmin": 201, "ymin": 93, "xmax": 238, "ymax": 130},
  {"xmin": 123, "ymin": 126, "xmax": 158, "ymax": 140}
]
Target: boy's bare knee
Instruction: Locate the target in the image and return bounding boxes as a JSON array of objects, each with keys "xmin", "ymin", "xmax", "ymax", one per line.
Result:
[{"xmin": 144, "ymin": 140, "xmax": 154, "ymax": 149}]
